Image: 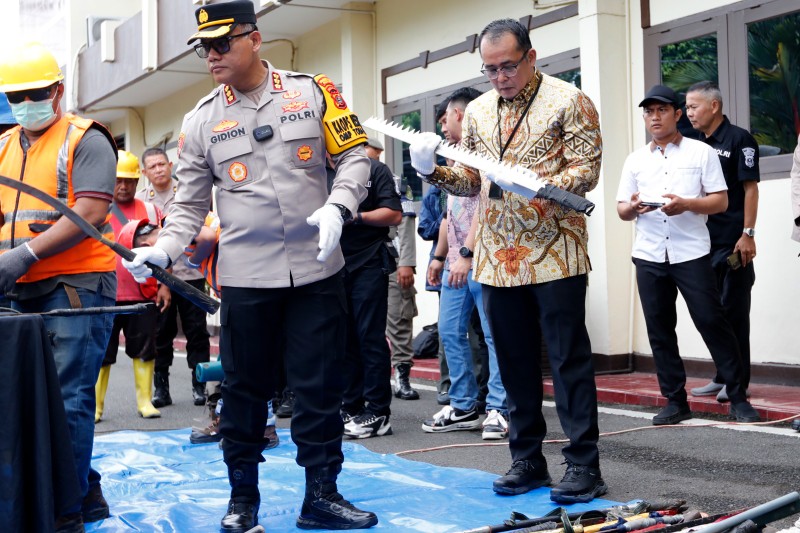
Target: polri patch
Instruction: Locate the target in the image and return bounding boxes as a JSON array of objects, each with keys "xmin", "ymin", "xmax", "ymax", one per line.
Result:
[
  {"xmin": 297, "ymin": 145, "xmax": 314, "ymax": 161},
  {"xmin": 228, "ymin": 162, "xmax": 248, "ymax": 182},
  {"xmin": 315, "ymin": 75, "xmax": 347, "ymax": 110},
  {"xmin": 742, "ymin": 147, "xmax": 756, "ymax": 168}
]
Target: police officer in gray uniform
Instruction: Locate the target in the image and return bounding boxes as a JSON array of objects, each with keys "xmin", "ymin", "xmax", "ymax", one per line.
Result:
[{"xmin": 124, "ymin": 2, "xmax": 377, "ymax": 531}]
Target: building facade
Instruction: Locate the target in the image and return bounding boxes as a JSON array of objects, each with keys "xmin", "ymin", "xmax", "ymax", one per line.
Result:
[{"xmin": 54, "ymin": 0, "xmax": 799, "ymax": 383}]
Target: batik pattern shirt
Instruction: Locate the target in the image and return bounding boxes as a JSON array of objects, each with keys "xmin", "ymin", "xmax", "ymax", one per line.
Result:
[{"xmin": 426, "ymin": 71, "xmax": 602, "ymax": 287}]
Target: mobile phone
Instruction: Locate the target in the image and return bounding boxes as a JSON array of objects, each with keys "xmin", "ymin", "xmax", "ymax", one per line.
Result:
[
  {"xmin": 727, "ymin": 252, "xmax": 742, "ymax": 270},
  {"xmin": 640, "ymin": 201, "xmax": 665, "ymax": 208}
]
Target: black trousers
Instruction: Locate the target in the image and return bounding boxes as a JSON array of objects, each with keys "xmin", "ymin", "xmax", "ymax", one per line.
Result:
[
  {"xmin": 341, "ymin": 257, "xmax": 392, "ymax": 417},
  {"xmin": 154, "ymin": 278, "xmax": 210, "ymax": 372},
  {"xmin": 482, "ymin": 275, "xmax": 600, "ymax": 468},
  {"xmin": 218, "ymin": 273, "xmax": 347, "ymax": 471},
  {"xmin": 103, "ymin": 301, "xmax": 159, "ymax": 364},
  {"xmin": 713, "ymin": 259, "xmax": 755, "ymax": 388},
  {"xmin": 634, "ymin": 256, "xmax": 746, "ymax": 404}
]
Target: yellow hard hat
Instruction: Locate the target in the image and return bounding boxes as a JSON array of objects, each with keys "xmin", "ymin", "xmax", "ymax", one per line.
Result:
[
  {"xmin": 0, "ymin": 42, "xmax": 64, "ymax": 93},
  {"xmin": 117, "ymin": 150, "xmax": 141, "ymax": 179}
]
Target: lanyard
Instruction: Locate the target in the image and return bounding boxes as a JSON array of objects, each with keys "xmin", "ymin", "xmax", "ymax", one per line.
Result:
[
  {"xmin": 497, "ymin": 71, "xmax": 542, "ymax": 161},
  {"xmin": 489, "ymin": 72, "xmax": 542, "ymax": 199}
]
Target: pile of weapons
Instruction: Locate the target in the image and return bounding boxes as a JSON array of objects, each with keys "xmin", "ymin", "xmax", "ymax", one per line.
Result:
[{"xmin": 458, "ymin": 491, "xmax": 800, "ymax": 533}]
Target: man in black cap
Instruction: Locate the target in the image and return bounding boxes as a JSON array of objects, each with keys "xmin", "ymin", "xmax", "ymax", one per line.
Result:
[
  {"xmin": 615, "ymin": 84, "xmax": 761, "ymax": 426},
  {"xmin": 123, "ymin": 1, "xmax": 377, "ymax": 531}
]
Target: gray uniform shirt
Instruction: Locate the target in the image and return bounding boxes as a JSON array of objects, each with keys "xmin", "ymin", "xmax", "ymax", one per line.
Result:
[{"xmin": 158, "ymin": 61, "xmax": 369, "ymax": 289}]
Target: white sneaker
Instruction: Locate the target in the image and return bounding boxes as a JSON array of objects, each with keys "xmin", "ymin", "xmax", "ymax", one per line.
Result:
[
  {"xmin": 482, "ymin": 409, "xmax": 509, "ymax": 440},
  {"xmin": 421, "ymin": 405, "xmax": 480, "ymax": 433}
]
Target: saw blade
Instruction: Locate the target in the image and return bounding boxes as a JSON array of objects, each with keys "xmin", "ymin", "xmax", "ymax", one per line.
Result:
[{"xmin": 363, "ymin": 117, "xmax": 595, "ymax": 215}]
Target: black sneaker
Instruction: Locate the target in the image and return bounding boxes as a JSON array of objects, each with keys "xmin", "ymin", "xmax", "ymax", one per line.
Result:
[
  {"xmin": 276, "ymin": 390, "xmax": 295, "ymax": 418},
  {"xmin": 493, "ymin": 459, "xmax": 552, "ymax": 495},
  {"xmin": 652, "ymin": 403, "xmax": 692, "ymax": 426},
  {"xmin": 550, "ymin": 462, "xmax": 608, "ymax": 504},
  {"xmin": 344, "ymin": 412, "xmax": 392, "ymax": 439},
  {"xmin": 297, "ymin": 491, "xmax": 378, "ymax": 530},
  {"xmin": 421, "ymin": 406, "xmax": 480, "ymax": 432}
]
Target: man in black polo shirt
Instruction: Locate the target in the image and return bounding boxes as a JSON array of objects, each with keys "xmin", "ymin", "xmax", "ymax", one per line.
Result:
[
  {"xmin": 685, "ymin": 81, "xmax": 759, "ymax": 401},
  {"xmin": 328, "ymin": 155, "xmax": 403, "ymax": 438}
]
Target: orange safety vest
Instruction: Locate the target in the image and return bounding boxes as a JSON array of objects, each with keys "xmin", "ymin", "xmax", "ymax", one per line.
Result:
[
  {"xmin": 184, "ymin": 213, "xmax": 221, "ymax": 297},
  {"xmin": 0, "ymin": 114, "xmax": 116, "ymax": 283}
]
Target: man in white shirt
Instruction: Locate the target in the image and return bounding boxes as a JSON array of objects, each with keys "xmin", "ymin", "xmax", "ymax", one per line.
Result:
[{"xmin": 616, "ymin": 84, "xmax": 760, "ymax": 426}]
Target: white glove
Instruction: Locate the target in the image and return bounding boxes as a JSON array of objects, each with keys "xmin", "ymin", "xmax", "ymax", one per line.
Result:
[
  {"xmin": 486, "ymin": 166, "xmax": 539, "ymax": 199},
  {"xmin": 122, "ymin": 246, "xmax": 171, "ymax": 283},
  {"xmin": 306, "ymin": 204, "xmax": 343, "ymax": 262},
  {"xmin": 409, "ymin": 132, "xmax": 442, "ymax": 176}
]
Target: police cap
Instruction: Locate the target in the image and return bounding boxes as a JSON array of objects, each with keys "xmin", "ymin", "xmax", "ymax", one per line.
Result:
[{"xmin": 187, "ymin": 1, "xmax": 257, "ymax": 45}]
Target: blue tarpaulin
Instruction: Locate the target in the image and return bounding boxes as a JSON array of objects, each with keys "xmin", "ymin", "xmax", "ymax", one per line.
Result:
[
  {"xmin": 86, "ymin": 428, "xmax": 618, "ymax": 532},
  {"xmin": 0, "ymin": 94, "xmax": 12, "ymax": 125}
]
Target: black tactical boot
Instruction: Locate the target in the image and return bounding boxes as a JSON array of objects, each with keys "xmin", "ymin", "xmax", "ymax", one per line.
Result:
[
  {"xmin": 152, "ymin": 370, "xmax": 172, "ymax": 408},
  {"xmin": 297, "ymin": 466, "xmax": 378, "ymax": 530},
  {"xmin": 393, "ymin": 364, "xmax": 419, "ymax": 401},
  {"xmin": 276, "ymin": 389, "xmax": 295, "ymax": 418},
  {"xmin": 191, "ymin": 373, "xmax": 207, "ymax": 406},
  {"xmin": 221, "ymin": 464, "xmax": 260, "ymax": 532}
]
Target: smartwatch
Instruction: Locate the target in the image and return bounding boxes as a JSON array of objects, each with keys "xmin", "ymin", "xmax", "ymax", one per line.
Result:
[
  {"xmin": 459, "ymin": 246, "xmax": 473, "ymax": 258},
  {"xmin": 742, "ymin": 227, "xmax": 755, "ymax": 237},
  {"xmin": 330, "ymin": 203, "xmax": 353, "ymax": 224}
]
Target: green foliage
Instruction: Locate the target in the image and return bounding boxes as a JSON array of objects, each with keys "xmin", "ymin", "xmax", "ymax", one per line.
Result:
[
  {"xmin": 660, "ymin": 35, "xmax": 718, "ymax": 92},
  {"xmin": 748, "ymin": 12, "xmax": 800, "ymax": 154}
]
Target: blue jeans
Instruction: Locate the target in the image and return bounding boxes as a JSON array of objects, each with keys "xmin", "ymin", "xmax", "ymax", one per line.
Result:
[
  {"xmin": 13, "ymin": 283, "xmax": 114, "ymax": 513},
  {"xmin": 439, "ymin": 269, "xmax": 506, "ymax": 414}
]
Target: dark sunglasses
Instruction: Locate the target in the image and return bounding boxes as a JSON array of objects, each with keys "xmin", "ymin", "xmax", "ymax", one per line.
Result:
[
  {"xmin": 6, "ymin": 84, "xmax": 56, "ymax": 104},
  {"xmin": 194, "ymin": 30, "xmax": 255, "ymax": 58}
]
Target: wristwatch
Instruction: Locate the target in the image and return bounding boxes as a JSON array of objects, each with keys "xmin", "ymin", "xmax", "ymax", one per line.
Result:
[
  {"xmin": 458, "ymin": 246, "xmax": 473, "ymax": 258},
  {"xmin": 742, "ymin": 227, "xmax": 755, "ymax": 237},
  {"xmin": 330, "ymin": 203, "xmax": 353, "ymax": 224},
  {"xmin": 432, "ymin": 255, "xmax": 446, "ymax": 262}
]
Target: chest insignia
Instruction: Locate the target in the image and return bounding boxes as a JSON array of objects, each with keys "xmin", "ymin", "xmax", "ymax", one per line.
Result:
[
  {"xmin": 282, "ymin": 101, "xmax": 309, "ymax": 113},
  {"xmin": 297, "ymin": 145, "xmax": 314, "ymax": 162},
  {"xmin": 283, "ymin": 90, "xmax": 301, "ymax": 99},
  {"xmin": 228, "ymin": 162, "xmax": 248, "ymax": 183},
  {"xmin": 212, "ymin": 120, "xmax": 239, "ymax": 132}
]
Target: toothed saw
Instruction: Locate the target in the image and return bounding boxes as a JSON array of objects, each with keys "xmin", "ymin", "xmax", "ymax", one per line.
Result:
[{"xmin": 363, "ymin": 117, "xmax": 595, "ymax": 215}]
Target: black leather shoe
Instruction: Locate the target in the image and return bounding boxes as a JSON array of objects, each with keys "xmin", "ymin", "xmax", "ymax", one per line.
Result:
[
  {"xmin": 55, "ymin": 513, "xmax": 84, "ymax": 533},
  {"xmin": 276, "ymin": 390, "xmax": 295, "ymax": 418},
  {"xmin": 493, "ymin": 459, "xmax": 552, "ymax": 495},
  {"xmin": 652, "ymin": 403, "xmax": 692, "ymax": 426},
  {"xmin": 82, "ymin": 483, "xmax": 110, "ymax": 523},
  {"xmin": 297, "ymin": 492, "xmax": 378, "ymax": 530},
  {"xmin": 792, "ymin": 419, "xmax": 800, "ymax": 432},
  {"xmin": 550, "ymin": 462, "xmax": 608, "ymax": 504},
  {"xmin": 436, "ymin": 391, "xmax": 450, "ymax": 406},
  {"xmin": 730, "ymin": 401, "xmax": 761, "ymax": 423},
  {"xmin": 152, "ymin": 370, "xmax": 172, "ymax": 408},
  {"xmin": 220, "ymin": 500, "xmax": 259, "ymax": 532}
]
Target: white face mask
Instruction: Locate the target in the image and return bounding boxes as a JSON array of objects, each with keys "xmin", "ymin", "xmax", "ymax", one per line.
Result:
[{"xmin": 9, "ymin": 98, "xmax": 58, "ymax": 131}]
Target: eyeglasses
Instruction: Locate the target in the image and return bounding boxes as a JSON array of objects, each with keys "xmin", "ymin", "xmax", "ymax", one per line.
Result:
[
  {"xmin": 480, "ymin": 51, "xmax": 530, "ymax": 80},
  {"xmin": 6, "ymin": 84, "xmax": 56, "ymax": 104},
  {"xmin": 194, "ymin": 30, "xmax": 255, "ymax": 58}
]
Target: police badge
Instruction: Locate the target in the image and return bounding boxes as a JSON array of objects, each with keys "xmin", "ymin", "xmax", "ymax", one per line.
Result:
[{"xmin": 742, "ymin": 147, "xmax": 756, "ymax": 168}]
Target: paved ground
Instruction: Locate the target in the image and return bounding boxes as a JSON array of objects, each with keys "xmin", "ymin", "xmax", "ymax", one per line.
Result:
[{"xmin": 96, "ymin": 352, "xmax": 800, "ymax": 530}]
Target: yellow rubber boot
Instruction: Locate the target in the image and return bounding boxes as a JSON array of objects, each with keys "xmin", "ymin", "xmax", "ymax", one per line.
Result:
[
  {"xmin": 133, "ymin": 359, "xmax": 161, "ymax": 419},
  {"xmin": 95, "ymin": 365, "xmax": 111, "ymax": 423}
]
